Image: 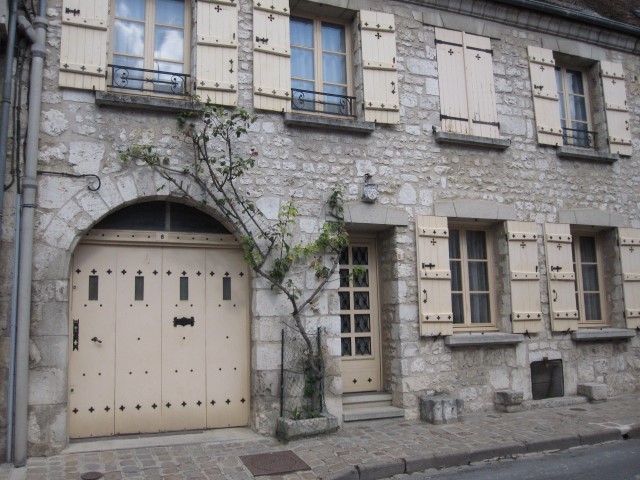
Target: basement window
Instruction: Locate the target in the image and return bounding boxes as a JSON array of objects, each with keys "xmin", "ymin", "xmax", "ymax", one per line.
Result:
[{"xmin": 531, "ymin": 359, "xmax": 564, "ymax": 400}]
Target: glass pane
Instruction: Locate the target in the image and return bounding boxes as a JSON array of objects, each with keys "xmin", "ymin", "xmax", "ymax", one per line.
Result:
[
  {"xmin": 354, "ymin": 314, "xmax": 370, "ymax": 333},
  {"xmin": 339, "ymin": 269, "xmax": 349, "ymax": 287},
  {"xmin": 222, "ymin": 277, "xmax": 231, "ymax": 300},
  {"xmin": 452, "ymin": 293, "xmax": 464, "ymax": 324},
  {"xmin": 352, "ymin": 247, "xmax": 368, "ymax": 265},
  {"xmin": 116, "ymin": 0, "xmax": 145, "ymax": 20},
  {"xmin": 355, "ymin": 337, "xmax": 371, "ymax": 355},
  {"xmin": 354, "ymin": 292, "xmax": 370, "ymax": 310},
  {"xmin": 88, "ymin": 276, "xmax": 99, "ymax": 301},
  {"xmin": 470, "ymin": 293, "xmax": 491, "ymax": 323},
  {"xmin": 323, "ymin": 52, "xmax": 347, "ymax": 84},
  {"xmin": 156, "ymin": 0, "xmax": 184, "ymax": 26},
  {"xmin": 339, "ymin": 292, "xmax": 350, "ymax": 310},
  {"xmin": 448, "ymin": 229, "xmax": 460, "ymax": 259},
  {"xmin": 154, "ymin": 27, "xmax": 184, "ymax": 62},
  {"xmin": 581, "ymin": 264, "xmax": 600, "ymax": 291},
  {"xmin": 340, "ymin": 314, "xmax": 351, "ymax": 333},
  {"xmin": 579, "ymin": 236, "xmax": 597, "ymax": 263},
  {"xmin": 291, "ymin": 80, "xmax": 315, "ymax": 111},
  {"xmin": 353, "ymin": 269, "xmax": 369, "ymax": 288},
  {"xmin": 180, "ymin": 277, "xmax": 188, "ymax": 301},
  {"xmin": 291, "ymin": 47, "xmax": 315, "ymax": 81},
  {"xmin": 468, "ymin": 262, "xmax": 489, "ymax": 291},
  {"xmin": 341, "ymin": 338, "xmax": 352, "ymax": 356},
  {"xmin": 134, "ymin": 276, "xmax": 144, "ymax": 301},
  {"xmin": 584, "ymin": 293, "xmax": 602, "ymax": 321},
  {"xmin": 114, "ymin": 20, "xmax": 145, "ymax": 56},
  {"xmin": 450, "ymin": 260, "xmax": 462, "ymax": 291},
  {"xmin": 112, "ymin": 56, "xmax": 144, "ymax": 90},
  {"xmin": 291, "ymin": 17, "xmax": 314, "ymax": 48},
  {"xmin": 339, "ymin": 248, "xmax": 348, "ymax": 265},
  {"xmin": 466, "ymin": 230, "xmax": 487, "ymax": 260},
  {"xmin": 323, "ymin": 84, "xmax": 349, "ymax": 115},
  {"xmin": 154, "ymin": 61, "xmax": 185, "ymax": 94},
  {"xmin": 566, "ymin": 69, "xmax": 585, "ymax": 95},
  {"xmin": 555, "ymin": 68, "xmax": 564, "ymax": 95},
  {"xmin": 322, "ymin": 22, "xmax": 345, "ymax": 52},
  {"xmin": 569, "ymin": 94, "xmax": 588, "ymax": 123}
]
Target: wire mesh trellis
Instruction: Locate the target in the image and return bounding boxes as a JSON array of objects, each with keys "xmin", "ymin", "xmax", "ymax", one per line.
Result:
[{"xmin": 280, "ymin": 327, "xmax": 325, "ymax": 420}]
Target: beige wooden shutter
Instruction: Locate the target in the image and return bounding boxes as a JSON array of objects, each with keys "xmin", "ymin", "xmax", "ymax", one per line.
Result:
[
  {"xmin": 506, "ymin": 221, "xmax": 543, "ymax": 334},
  {"xmin": 543, "ymin": 223, "xmax": 578, "ymax": 332},
  {"xmin": 59, "ymin": 0, "xmax": 108, "ymax": 91},
  {"xmin": 253, "ymin": 0, "xmax": 291, "ymax": 112},
  {"xmin": 601, "ymin": 62, "xmax": 632, "ymax": 157},
  {"xmin": 416, "ymin": 216, "xmax": 453, "ymax": 337},
  {"xmin": 360, "ymin": 11, "xmax": 399, "ymax": 124},
  {"xmin": 464, "ymin": 33, "xmax": 499, "ymax": 138},
  {"xmin": 527, "ymin": 46, "xmax": 563, "ymax": 146},
  {"xmin": 617, "ymin": 228, "xmax": 640, "ymax": 329},
  {"xmin": 435, "ymin": 28, "xmax": 468, "ymax": 135},
  {"xmin": 196, "ymin": 0, "xmax": 238, "ymax": 106}
]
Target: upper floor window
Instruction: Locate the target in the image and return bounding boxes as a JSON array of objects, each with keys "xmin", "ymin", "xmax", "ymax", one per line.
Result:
[
  {"xmin": 290, "ymin": 16, "xmax": 353, "ymax": 116},
  {"xmin": 555, "ymin": 67, "xmax": 593, "ymax": 148}
]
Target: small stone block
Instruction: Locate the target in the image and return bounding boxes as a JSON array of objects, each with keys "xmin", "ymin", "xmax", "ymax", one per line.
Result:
[
  {"xmin": 577, "ymin": 383, "xmax": 608, "ymax": 402},
  {"xmin": 419, "ymin": 395, "xmax": 464, "ymax": 424},
  {"xmin": 494, "ymin": 390, "xmax": 524, "ymax": 406}
]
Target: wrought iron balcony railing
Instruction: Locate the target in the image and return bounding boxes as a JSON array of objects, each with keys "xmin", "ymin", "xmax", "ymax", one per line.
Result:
[
  {"xmin": 108, "ymin": 64, "xmax": 190, "ymax": 96},
  {"xmin": 562, "ymin": 127, "xmax": 597, "ymax": 149},
  {"xmin": 291, "ymin": 88, "xmax": 356, "ymax": 117}
]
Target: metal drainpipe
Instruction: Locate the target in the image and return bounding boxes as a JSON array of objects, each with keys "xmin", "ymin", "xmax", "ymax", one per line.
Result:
[{"xmin": 13, "ymin": 0, "xmax": 47, "ymax": 467}]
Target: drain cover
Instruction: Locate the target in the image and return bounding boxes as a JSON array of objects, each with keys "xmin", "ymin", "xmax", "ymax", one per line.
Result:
[
  {"xmin": 80, "ymin": 472, "xmax": 104, "ymax": 480},
  {"xmin": 240, "ymin": 450, "xmax": 310, "ymax": 476}
]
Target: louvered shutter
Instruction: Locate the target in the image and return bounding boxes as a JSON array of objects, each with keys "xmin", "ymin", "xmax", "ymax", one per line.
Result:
[
  {"xmin": 360, "ymin": 11, "xmax": 399, "ymax": 124},
  {"xmin": 196, "ymin": 0, "xmax": 238, "ymax": 106},
  {"xmin": 617, "ymin": 228, "xmax": 640, "ymax": 329},
  {"xmin": 464, "ymin": 33, "xmax": 499, "ymax": 138},
  {"xmin": 506, "ymin": 221, "xmax": 542, "ymax": 334},
  {"xmin": 435, "ymin": 28, "xmax": 468, "ymax": 135},
  {"xmin": 601, "ymin": 62, "xmax": 632, "ymax": 156},
  {"xmin": 527, "ymin": 46, "xmax": 563, "ymax": 146},
  {"xmin": 253, "ymin": 0, "xmax": 291, "ymax": 112},
  {"xmin": 59, "ymin": 0, "xmax": 108, "ymax": 91},
  {"xmin": 416, "ymin": 216, "xmax": 453, "ymax": 337},
  {"xmin": 543, "ymin": 223, "xmax": 578, "ymax": 331}
]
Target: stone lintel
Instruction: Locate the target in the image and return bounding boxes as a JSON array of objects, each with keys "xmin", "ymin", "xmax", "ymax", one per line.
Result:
[
  {"xmin": 284, "ymin": 113, "xmax": 375, "ymax": 134},
  {"xmin": 95, "ymin": 91, "xmax": 203, "ymax": 113},
  {"xmin": 434, "ymin": 199, "xmax": 517, "ymax": 221},
  {"xmin": 343, "ymin": 202, "xmax": 409, "ymax": 231},
  {"xmin": 434, "ymin": 130, "xmax": 511, "ymax": 150},
  {"xmin": 444, "ymin": 333, "xmax": 524, "ymax": 347},
  {"xmin": 558, "ymin": 209, "xmax": 628, "ymax": 228},
  {"xmin": 556, "ymin": 146, "xmax": 618, "ymax": 163},
  {"xmin": 571, "ymin": 328, "xmax": 636, "ymax": 342}
]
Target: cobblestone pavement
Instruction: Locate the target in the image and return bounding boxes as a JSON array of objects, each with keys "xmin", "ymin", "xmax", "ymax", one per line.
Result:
[{"xmin": 1, "ymin": 394, "xmax": 639, "ymax": 480}]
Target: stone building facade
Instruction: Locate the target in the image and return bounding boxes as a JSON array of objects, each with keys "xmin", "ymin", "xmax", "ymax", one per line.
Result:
[{"xmin": 0, "ymin": 0, "xmax": 639, "ymax": 459}]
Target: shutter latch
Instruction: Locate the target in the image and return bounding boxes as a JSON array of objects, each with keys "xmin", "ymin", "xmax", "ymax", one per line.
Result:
[{"xmin": 65, "ymin": 7, "xmax": 80, "ymax": 16}]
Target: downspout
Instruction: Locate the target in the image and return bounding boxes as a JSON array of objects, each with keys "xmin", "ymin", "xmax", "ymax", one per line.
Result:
[{"xmin": 13, "ymin": 0, "xmax": 47, "ymax": 467}]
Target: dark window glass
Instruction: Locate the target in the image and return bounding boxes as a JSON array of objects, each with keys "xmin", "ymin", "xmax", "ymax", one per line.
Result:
[
  {"xmin": 180, "ymin": 277, "xmax": 188, "ymax": 301},
  {"xmin": 134, "ymin": 276, "xmax": 144, "ymax": 301},
  {"xmin": 88, "ymin": 276, "xmax": 99, "ymax": 301},
  {"xmin": 223, "ymin": 277, "xmax": 231, "ymax": 300}
]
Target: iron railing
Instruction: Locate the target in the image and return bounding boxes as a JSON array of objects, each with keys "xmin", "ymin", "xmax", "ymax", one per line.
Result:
[
  {"xmin": 108, "ymin": 64, "xmax": 190, "ymax": 96},
  {"xmin": 562, "ymin": 127, "xmax": 597, "ymax": 149},
  {"xmin": 291, "ymin": 88, "xmax": 356, "ymax": 117}
]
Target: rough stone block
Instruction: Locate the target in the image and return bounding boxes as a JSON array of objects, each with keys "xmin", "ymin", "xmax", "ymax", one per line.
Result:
[
  {"xmin": 419, "ymin": 395, "xmax": 464, "ymax": 424},
  {"xmin": 577, "ymin": 383, "xmax": 608, "ymax": 402},
  {"xmin": 275, "ymin": 413, "xmax": 339, "ymax": 441},
  {"xmin": 494, "ymin": 390, "xmax": 524, "ymax": 413}
]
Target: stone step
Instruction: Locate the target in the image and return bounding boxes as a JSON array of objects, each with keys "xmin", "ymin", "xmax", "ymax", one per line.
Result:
[
  {"xmin": 521, "ymin": 395, "xmax": 589, "ymax": 410},
  {"xmin": 343, "ymin": 405, "xmax": 405, "ymax": 422},
  {"xmin": 342, "ymin": 392, "xmax": 393, "ymax": 410}
]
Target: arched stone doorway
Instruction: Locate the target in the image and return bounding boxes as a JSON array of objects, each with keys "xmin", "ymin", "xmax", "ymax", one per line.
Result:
[{"xmin": 68, "ymin": 201, "xmax": 250, "ymax": 438}]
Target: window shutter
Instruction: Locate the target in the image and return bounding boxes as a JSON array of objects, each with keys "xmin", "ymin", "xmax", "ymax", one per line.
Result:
[
  {"xmin": 617, "ymin": 228, "xmax": 640, "ymax": 329},
  {"xmin": 543, "ymin": 223, "xmax": 578, "ymax": 332},
  {"xmin": 196, "ymin": 0, "xmax": 238, "ymax": 106},
  {"xmin": 360, "ymin": 11, "xmax": 399, "ymax": 124},
  {"xmin": 435, "ymin": 28, "xmax": 468, "ymax": 135},
  {"xmin": 527, "ymin": 46, "xmax": 563, "ymax": 146},
  {"xmin": 59, "ymin": 0, "xmax": 108, "ymax": 91},
  {"xmin": 464, "ymin": 33, "xmax": 499, "ymax": 138},
  {"xmin": 252, "ymin": 0, "xmax": 291, "ymax": 112},
  {"xmin": 416, "ymin": 215, "xmax": 453, "ymax": 337},
  {"xmin": 506, "ymin": 221, "xmax": 542, "ymax": 334},
  {"xmin": 601, "ymin": 62, "xmax": 632, "ymax": 157}
]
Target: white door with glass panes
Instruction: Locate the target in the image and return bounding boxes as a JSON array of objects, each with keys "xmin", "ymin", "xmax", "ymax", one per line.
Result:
[{"xmin": 339, "ymin": 241, "xmax": 381, "ymax": 393}]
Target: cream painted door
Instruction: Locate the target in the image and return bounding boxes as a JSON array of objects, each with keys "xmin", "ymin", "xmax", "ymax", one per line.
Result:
[{"xmin": 340, "ymin": 240, "xmax": 382, "ymax": 393}]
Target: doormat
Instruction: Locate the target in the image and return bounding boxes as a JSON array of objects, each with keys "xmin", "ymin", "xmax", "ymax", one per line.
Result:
[{"xmin": 240, "ymin": 450, "xmax": 311, "ymax": 476}]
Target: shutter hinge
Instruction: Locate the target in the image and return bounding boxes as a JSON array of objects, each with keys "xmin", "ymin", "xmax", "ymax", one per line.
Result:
[
  {"xmin": 65, "ymin": 7, "xmax": 80, "ymax": 16},
  {"xmin": 435, "ymin": 39, "xmax": 463, "ymax": 48},
  {"xmin": 440, "ymin": 113, "xmax": 468, "ymax": 122},
  {"xmin": 472, "ymin": 118, "xmax": 500, "ymax": 128},
  {"xmin": 467, "ymin": 45, "xmax": 493, "ymax": 55}
]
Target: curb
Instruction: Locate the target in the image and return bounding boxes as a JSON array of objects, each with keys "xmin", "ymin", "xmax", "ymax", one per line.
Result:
[{"xmin": 326, "ymin": 429, "xmax": 626, "ymax": 480}]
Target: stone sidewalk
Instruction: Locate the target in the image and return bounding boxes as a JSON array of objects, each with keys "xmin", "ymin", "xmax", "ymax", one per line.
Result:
[{"xmin": 1, "ymin": 393, "xmax": 639, "ymax": 480}]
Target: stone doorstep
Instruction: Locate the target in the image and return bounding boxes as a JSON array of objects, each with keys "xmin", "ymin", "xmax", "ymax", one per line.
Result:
[{"xmin": 342, "ymin": 405, "xmax": 405, "ymax": 422}]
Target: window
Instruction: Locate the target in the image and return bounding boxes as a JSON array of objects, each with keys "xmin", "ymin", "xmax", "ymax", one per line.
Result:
[
  {"xmin": 290, "ymin": 16, "xmax": 353, "ymax": 116},
  {"xmin": 555, "ymin": 67, "xmax": 593, "ymax": 148},
  {"xmin": 449, "ymin": 228, "xmax": 494, "ymax": 328},
  {"xmin": 572, "ymin": 234, "xmax": 606, "ymax": 324},
  {"xmin": 110, "ymin": 0, "xmax": 189, "ymax": 95}
]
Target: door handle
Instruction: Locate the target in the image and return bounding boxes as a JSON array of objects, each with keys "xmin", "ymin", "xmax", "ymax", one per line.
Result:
[
  {"xmin": 91, "ymin": 336, "xmax": 102, "ymax": 344},
  {"xmin": 174, "ymin": 316, "xmax": 195, "ymax": 327}
]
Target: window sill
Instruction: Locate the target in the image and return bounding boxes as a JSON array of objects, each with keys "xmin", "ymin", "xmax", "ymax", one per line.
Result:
[
  {"xmin": 444, "ymin": 332, "xmax": 524, "ymax": 347},
  {"xmin": 433, "ymin": 129, "xmax": 511, "ymax": 150},
  {"xmin": 571, "ymin": 328, "xmax": 635, "ymax": 342},
  {"xmin": 95, "ymin": 91, "xmax": 202, "ymax": 114},
  {"xmin": 284, "ymin": 112, "xmax": 375, "ymax": 134},
  {"xmin": 556, "ymin": 146, "xmax": 618, "ymax": 163}
]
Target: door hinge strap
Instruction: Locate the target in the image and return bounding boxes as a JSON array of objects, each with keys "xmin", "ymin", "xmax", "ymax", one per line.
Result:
[{"xmin": 440, "ymin": 113, "xmax": 468, "ymax": 122}]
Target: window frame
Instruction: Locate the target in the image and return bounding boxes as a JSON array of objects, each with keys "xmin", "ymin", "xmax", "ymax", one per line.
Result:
[
  {"xmin": 108, "ymin": 0, "xmax": 191, "ymax": 96},
  {"xmin": 572, "ymin": 230, "xmax": 608, "ymax": 326},
  {"xmin": 449, "ymin": 224, "xmax": 498, "ymax": 331},
  {"xmin": 555, "ymin": 64, "xmax": 595, "ymax": 149},
  {"xmin": 289, "ymin": 12, "xmax": 354, "ymax": 117}
]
